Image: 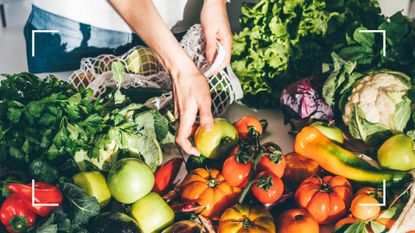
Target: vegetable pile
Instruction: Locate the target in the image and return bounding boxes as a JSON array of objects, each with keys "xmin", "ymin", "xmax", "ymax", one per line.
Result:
[
  {"xmin": 0, "ymin": 72, "xmax": 413, "ymax": 233},
  {"xmin": 232, "ymin": 0, "xmax": 415, "ymax": 108}
]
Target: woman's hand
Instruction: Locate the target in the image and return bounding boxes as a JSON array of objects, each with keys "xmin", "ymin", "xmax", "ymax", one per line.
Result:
[
  {"xmin": 201, "ymin": 0, "xmax": 233, "ymax": 71},
  {"xmin": 172, "ymin": 64, "xmax": 214, "ymax": 155}
]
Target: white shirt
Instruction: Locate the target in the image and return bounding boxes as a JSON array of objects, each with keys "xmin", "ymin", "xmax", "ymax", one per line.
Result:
[{"xmin": 32, "ymin": 0, "xmax": 204, "ymax": 33}]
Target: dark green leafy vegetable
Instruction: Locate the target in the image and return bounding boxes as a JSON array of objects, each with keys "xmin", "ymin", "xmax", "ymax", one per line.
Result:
[
  {"xmin": 0, "ymin": 176, "xmax": 21, "ymax": 200},
  {"xmin": 339, "ymin": 12, "xmax": 415, "ymax": 76},
  {"xmin": 0, "ymin": 79, "xmax": 104, "ymax": 171},
  {"xmin": 0, "ymin": 73, "xmax": 75, "ymax": 104},
  {"xmin": 0, "ymin": 66, "xmax": 175, "ymax": 178},
  {"xmin": 28, "ymin": 158, "xmax": 59, "ymax": 184},
  {"xmin": 322, "ymin": 53, "xmax": 359, "ymax": 107},
  {"xmin": 31, "ymin": 208, "xmax": 89, "ymax": 233},
  {"xmin": 34, "ymin": 215, "xmax": 58, "ymax": 233},
  {"xmin": 58, "ymin": 181, "xmax": 100, "ymax": 225},
  {"xmin": 88, "ymin": 212, "xmax": 140, "ymax": 233}
]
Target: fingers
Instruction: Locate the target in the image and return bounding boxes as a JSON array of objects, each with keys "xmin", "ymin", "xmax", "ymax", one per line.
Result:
[
  {"xmin": 204, "ymin": 29, "xmax": 217, "ymax": 64},
  {"xmin": 216, "ymin": 26, "xmax": 233, "ymax": 71},
  {"xmin": 173, "ymin": 88, "xmax": 179, "ymax": 119},
  {"xmin": 176, "ymin": 104, "xmax": 200, "ymax": 155},
  {"xmin": 220, "ymin": 34, "xmax": 233, "ymax": 68}
]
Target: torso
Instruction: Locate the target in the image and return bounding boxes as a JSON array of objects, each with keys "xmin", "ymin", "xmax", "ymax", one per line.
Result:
[{"xmin": 32, "ymin": 0, "xmax": 203, "ymax": 33}]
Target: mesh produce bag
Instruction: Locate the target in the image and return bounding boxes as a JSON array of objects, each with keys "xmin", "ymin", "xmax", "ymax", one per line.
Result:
[
  {"xmin": 69, "ymin": 24, "xmax": 243, "ymax": 116},
  {"xmin": 389, "ymin": 173, "xmax": 415, "ymax": 233}
]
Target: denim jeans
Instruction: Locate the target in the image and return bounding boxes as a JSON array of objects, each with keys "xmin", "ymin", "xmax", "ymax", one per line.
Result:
[{"xmin": 24, "ymin": 5, "xmax": 145, "ymax": 73}]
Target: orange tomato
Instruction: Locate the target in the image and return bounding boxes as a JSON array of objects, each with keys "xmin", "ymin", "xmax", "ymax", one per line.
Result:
[
  {"xmin": 295, "ymin": 175, "xmax": 353, "ymax": 224},
  {"xmin": 257, "ymin": 142, "xmax": 286, "ymax": 178},
  {"xmin": 277, "ymin": 209, "xmax": 319, "ymax": 233},
  {"xmin": 234, "ymin": 116, "xmax": 263, "ymax": 140},
  {"xmin": 283, "ymin": 152, "xmax": 320, "ymax": 186},
  {"xmin": 218, "ymin": 204, "xmax": 276, "ymax": 233},
  {"xmin": 350, "ymin": 195, "xmax": 381, "ymax": 220},
  {"xmin": 251, "ymin": 172, "xmax": 284, "ymax": 204},
  {"xmin": 180, "ymin": 168, "xmax": 241, "ymax": 219}
]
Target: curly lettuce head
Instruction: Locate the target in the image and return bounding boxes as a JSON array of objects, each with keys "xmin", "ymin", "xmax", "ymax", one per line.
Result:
[{"xmin": 231, "ymin": 0, "xmax": 331, "ymax": 106}]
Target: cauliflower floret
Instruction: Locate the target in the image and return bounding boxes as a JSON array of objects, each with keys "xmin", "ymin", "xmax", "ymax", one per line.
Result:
[{"xmin": 343, "ymin": 73, "xmax": 409, "ymax": 130}]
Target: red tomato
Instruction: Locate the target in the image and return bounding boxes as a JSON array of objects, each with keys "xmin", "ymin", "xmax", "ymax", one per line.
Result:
[
  {"xmin": 222, "ymin": 152, "xmax": 252, "ymax": 187},
  {"xmin": 234, "ymin": 116, "xmax": 263, "ymax": 140},
  {"xmin": 251, "ymin": 172, "xmax": 284, "ymax": 204},
  {"xmin": 257, "ymin": 143, "xmax": 286, "ymax": 177},
  {"xmin": 152, "ymin": 157, "xmax": 184, "ymax": 195}
]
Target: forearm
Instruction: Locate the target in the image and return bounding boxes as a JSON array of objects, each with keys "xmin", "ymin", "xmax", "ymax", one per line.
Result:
[{"xmin": 109, "ymin": 0, "xmax": 195, "ymax": 76}]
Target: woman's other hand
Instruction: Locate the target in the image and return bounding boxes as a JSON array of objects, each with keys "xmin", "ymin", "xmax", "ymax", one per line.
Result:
[{"xmin": 201, "ymin": 0, "xmax": 233, "ymax": 71}]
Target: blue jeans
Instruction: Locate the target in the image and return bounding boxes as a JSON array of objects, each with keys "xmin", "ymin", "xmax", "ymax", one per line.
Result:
[{"xmin": 24, "ymin": 5, "xmax": 145, "ymax": 73}]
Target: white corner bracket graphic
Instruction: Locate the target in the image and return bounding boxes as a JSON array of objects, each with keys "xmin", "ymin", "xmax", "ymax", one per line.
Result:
[
  {"xmin": 31, "ymin": 30, "xmax": 59, "ymax": 57},
  {"xmin": 359, "ymin": 29, "xmax": 386, "ymax": 57},
  {"xmin": 359, "ymin": 179, "xmax": 387, "ymax": 207},
  {"xmin": 31, "ymin": 179, "xmax": 60, "ymax": 207}
]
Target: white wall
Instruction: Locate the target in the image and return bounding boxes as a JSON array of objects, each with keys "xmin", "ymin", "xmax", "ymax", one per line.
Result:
[
  {"xmin": 378, "ymin": 0, "xmax": 411, "ymax": 16},
  {"xmin": 2, "ymin": 0, "xmax": 414, "ymax": 29},
  {"xmin": 2, "ymin": 0, "xmax": 31, "ymax": 27}
]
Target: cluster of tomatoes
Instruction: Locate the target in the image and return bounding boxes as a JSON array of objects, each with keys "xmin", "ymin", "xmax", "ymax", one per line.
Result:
[{"xmin": 222, "ymin": 116, "xmax": 286, "ymax": 205}]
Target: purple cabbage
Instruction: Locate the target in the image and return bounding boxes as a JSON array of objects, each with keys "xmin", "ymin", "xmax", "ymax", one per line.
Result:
[{"xmin": 280, "ymin": 78, "xmax": 333, "ymax": 128}]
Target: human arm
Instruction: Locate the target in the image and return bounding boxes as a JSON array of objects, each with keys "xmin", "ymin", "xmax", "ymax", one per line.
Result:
[{"xmin": 109, "ymin": 0, "xmax": 214, "ymax": 155}]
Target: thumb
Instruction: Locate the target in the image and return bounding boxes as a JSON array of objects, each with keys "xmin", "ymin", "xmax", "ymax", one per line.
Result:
[{"xmin": 205, "ymin": 30, "xmax": 217, "ymax": 64}]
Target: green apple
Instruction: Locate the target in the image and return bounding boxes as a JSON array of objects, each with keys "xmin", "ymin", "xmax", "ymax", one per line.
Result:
[
  {"xmin": 194, "ymin": 118, "xmax": 239, "ymax": 159},
  {"xmin": 311, "ymin": 122, "xmax": 344, "ymax": 144},
  {"xmin": 161, "ymin": 220, "xmax": 202, "ymax": 233},
  {"xmin": 378, "ymin": 134, "xmax": 415, "ymax": 171},
  {"xmin": 131, "ymin": 192, "xmax": 174, "ymax": 233},
  {"xmin": 107, "ymin": 158, "xmax": 154, "ymax": 204},
  {"xmin": 125, "ymin": 47, "xmax": 158, "ymax": 74},
  {"xmin": 73, "ymin": 171, "xmax": 111, "ymax": 208}
]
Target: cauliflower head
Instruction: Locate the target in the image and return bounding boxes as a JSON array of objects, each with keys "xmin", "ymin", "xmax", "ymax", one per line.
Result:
[{"xmin": 342, "ymin": 72, "xmax": 411, "ymax": 143}]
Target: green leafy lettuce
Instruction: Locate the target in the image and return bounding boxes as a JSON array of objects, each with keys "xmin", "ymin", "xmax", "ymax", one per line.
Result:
[{"xmin": 232, "ymin": 0, "xmax": 383, "ymax": 107}]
